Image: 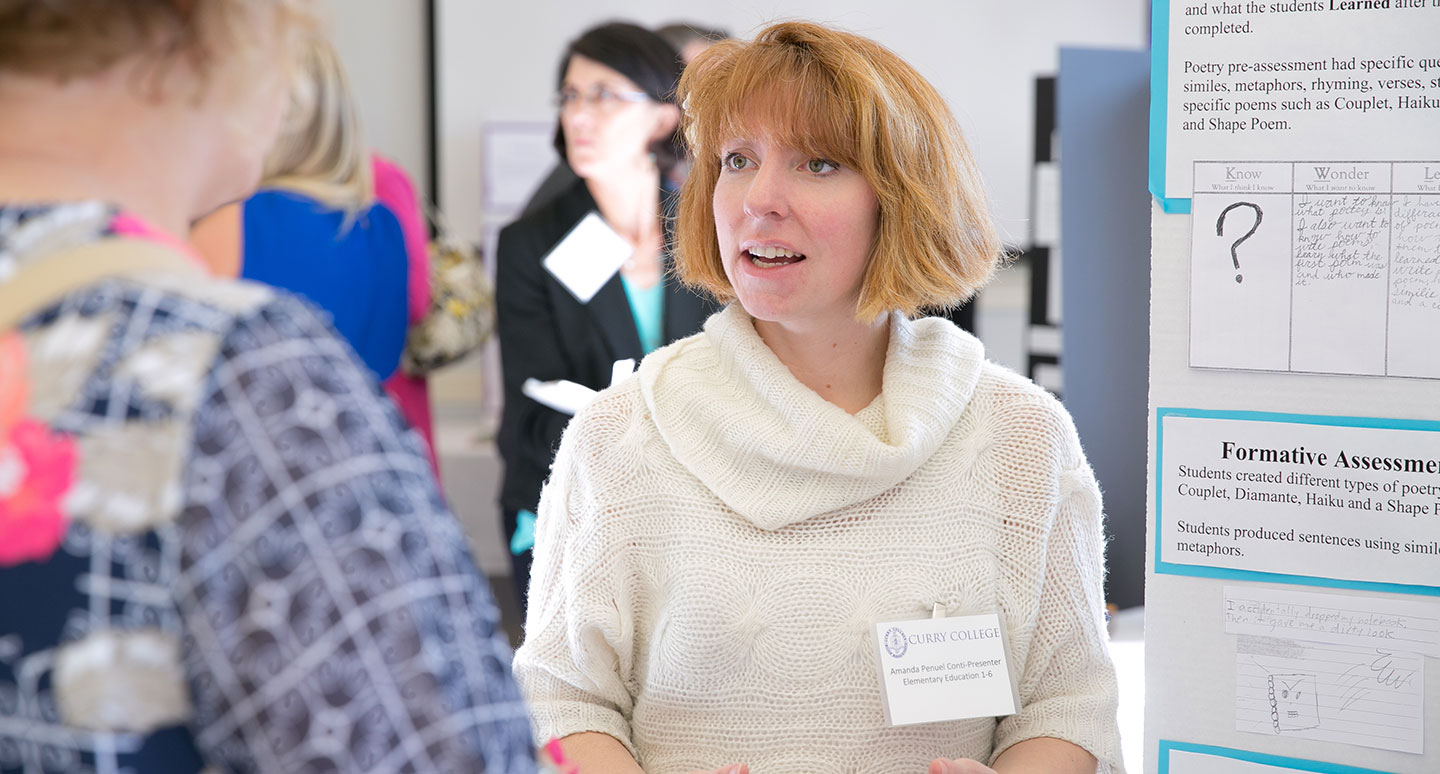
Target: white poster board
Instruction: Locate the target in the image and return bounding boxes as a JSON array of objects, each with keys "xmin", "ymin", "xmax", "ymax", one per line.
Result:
[{"xmin": 1147, "ymin": 4, "xmax": 1440, "ymax": 774}]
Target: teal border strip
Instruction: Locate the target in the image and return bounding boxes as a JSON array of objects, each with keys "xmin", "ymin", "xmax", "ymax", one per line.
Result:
[
  {"xmin": 1149, "ymin": 1, "xmax": 1192, "ymax": 214},
  {"xmin": 1159, "ymin": 740, "xmax": 1401, "ymax": 774},
  {"xmin": 1154, "ymin": 406, "xmax": 1440, "ymax": 597}
]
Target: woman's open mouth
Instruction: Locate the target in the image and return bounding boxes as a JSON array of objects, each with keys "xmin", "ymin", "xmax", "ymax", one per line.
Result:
[{"xmin": 746, "ymin": 247, "xmax": 806, "ymax": 267}]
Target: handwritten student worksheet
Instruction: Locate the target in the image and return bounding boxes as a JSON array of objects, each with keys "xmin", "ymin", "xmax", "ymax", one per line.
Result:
[
  {"xmin": 1190, "ymin": 160, "xmax": 1440, "ymax": 378},
  {"xmin": 1224, "ymin": 586, "xmax": 1431, "ymax": 754}
]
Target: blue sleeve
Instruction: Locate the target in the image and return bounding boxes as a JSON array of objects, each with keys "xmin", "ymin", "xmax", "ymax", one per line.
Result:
[
  {"xmin": 175, "ymin": 296, "xmax": 535, "ymax": 773},
  {"xmin": 240, "ymin": 192, "xmax": 409, "ymax": 381}
]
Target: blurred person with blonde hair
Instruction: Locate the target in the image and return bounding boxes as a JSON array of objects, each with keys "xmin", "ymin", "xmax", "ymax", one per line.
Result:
[
  {"xmin": 192, "ymin": 34, "xmax": 440, "ymax": 470},
  {"xmin": 0, "ymin": 2, "xmax": 534, "ymax": 771},
  {"xmin": 514, "ymin": 21, "xmax": 1123, "ymax": 774}
]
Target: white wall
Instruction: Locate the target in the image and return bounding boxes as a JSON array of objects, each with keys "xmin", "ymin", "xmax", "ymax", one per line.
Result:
[
  {"xmin": 437, "ymin": 0, "xmax": 1149, "ymax": 247},
  {"xmin": 329, "ymin": 0, "xmax": 431, "ymax": 198},
  {"xmin": 328, "ymin": 1, "xmax": 1149, "ymax": 576}
]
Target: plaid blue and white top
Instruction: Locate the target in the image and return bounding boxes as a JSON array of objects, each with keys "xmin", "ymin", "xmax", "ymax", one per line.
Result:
[{"xmin": 0, "ymin": 203, "xmax": 535, "ymax": 774}]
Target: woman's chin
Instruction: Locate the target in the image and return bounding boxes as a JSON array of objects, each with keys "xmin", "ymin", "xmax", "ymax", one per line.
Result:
[
  {"xmin": 734, "ymin": 296, "xmax": 798, "ymax": 327},
  {"xmin": 568, "ymin": 153, "xmax": 651, "ymax": 181},
  {"xmin": 567, "ymin": 154, "xmax": 603, "ymax": 179}
]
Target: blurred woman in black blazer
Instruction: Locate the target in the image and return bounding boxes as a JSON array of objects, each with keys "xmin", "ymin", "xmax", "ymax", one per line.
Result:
[{"xmin": 496, "ymin": 22, "xmax": 717, "ymax": 613}]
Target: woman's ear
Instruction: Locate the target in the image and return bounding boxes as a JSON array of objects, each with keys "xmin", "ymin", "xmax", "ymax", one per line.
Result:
[{"xmin": 650, "ymin": 102, "xmax": 681, "ymax": 142}]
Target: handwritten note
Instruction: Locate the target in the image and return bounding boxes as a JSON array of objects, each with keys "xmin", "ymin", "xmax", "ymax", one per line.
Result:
[
  {"xmin": 1234, "ymin": 635, "xmax": 1423, "ymax": 754},
  {"xmin": 1190, "ymin": 160, "xmax": 1440, "ymax": 378},
  {"xmin": 1223, "ymin": 586, "xmax": 1440, "ymax": 658},
  {"xmin": 1290, "ymin": 192, "xmax": 1389, "ymax": 375},
  {"xmin": 1387, "ymin": 189, "xmax": 1440, "ymax": 378}
]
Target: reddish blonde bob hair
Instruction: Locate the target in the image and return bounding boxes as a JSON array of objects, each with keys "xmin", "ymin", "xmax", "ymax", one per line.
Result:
[{"xmin": 675, "ymin": 21, "xmax": 1003, "ymax": 320}]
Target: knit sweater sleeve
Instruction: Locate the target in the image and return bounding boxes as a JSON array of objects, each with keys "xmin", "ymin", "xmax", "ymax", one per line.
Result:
[
  {"xmin": 512, "ymin": 387, "xmax": 640, "ymax": 754},
  {"xmin": 991, "ymin": 392, "xmax": 1124, "ymax": 773}
]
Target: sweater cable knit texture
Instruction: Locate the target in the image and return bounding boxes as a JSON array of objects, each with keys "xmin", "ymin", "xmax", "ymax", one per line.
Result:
[{"xmin": 514, "ymin": 304, "xmax": 1124, "ymax": 774}]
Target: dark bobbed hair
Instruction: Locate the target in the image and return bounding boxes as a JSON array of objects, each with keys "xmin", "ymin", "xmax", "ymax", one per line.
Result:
[{"xmin": 553, "ymin": 21, "xmax": 684, "ymax": 174}]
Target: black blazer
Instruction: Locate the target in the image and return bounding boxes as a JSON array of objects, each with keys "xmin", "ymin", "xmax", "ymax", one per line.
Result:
[{"xmin": 495, "ymin": 178, "xmax": 717, "ymax": 514}]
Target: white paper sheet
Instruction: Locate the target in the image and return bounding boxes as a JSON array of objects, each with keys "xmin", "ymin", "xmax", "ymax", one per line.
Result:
[
  {"xmin": 1032, "ymin": 162, "xmax": 1060, "ymax": 246},
  {"xmin": 1157, "ymin": 411, "xmax": 1440, "ymax": 590},
  {"xmin": 520, "ymin": 360, "xmax": 638, "ymax": 416},
  {"xmin": 1235, "ymin": 635, "xmax": 1423, "ymax": 754},
  {"xmin": 1167, "ymin": 751, "xmax": 1287, "ymax": 774},
  {"xmin": 541, "ymin": 212, "xmax": 632, "ymax": 303},
  {"xmin": 1224, "ymin": 586, "xmax": 1440, "ymax": 658},
  {"xmin": 1386, "ymin": 165, "xmax": 1440, "ymax": 379},
  {"xmin": 1167, "ymin": 747, "xmax": 1397, "ymax": 774},
  {"xmin": 481, "ymin": 123, "xmax": 556, "ymax": 214},
  {"xmin": 610, "ymin": 358, "xmax": 635, "ymax": 386},
  {"xmin": 1161, "ymin": 4, "xmax": 1437, "ymax": 201},
  {"xmin": 1190, "ymin": 160, "xmax": 1440, "ymax": 377},
  {"xmin": 521, "ymin": 378, "xmax": 594, "ymax": 416}
]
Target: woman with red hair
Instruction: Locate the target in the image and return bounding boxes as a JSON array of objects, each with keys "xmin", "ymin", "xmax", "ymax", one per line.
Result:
[{"xmin": 516, "ymin": 21, "xmax": 1123, "ymax": 774}]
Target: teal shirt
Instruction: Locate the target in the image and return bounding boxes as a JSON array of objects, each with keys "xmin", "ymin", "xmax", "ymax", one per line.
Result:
[{"xmin": 621, "ymin": 275, "xmax": 665, "ymax": 355}]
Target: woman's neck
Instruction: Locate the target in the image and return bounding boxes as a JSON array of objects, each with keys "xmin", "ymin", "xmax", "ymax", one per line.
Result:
[
  {"xmin": 583, "ymin": 161, "xmax": 661, "ymax": 244},
  {"xmin": 754, "ymin": 312, "xmax": 891, "ymax": 415},
  {"xmin": 0, "ymin": 69, "xmax": 204, "ymax": 237}
]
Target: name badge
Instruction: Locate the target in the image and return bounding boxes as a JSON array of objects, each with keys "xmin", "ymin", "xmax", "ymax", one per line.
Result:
[
  {"xmin": 542, "ymin": 212, "xmax": 632, "ymax": 304},
  {"xmin": 872, "ymin": 612, "xmax": 1020, "ymax": 726}
]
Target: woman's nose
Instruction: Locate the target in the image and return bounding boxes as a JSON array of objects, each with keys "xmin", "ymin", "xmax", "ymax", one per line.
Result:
[
  {"xmin": 742, "ymin": 164, "xmax": 789, "ymax": 219},
  {"xmin": 562, "ymin": 107, "xmax": 596, "ymax": 135}
]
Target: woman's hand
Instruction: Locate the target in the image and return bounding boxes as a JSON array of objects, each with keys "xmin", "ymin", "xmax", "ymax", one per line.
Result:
[
  {"xmin": 687, "ymin": 766, "xmax": 748, "ymax": 774},
  {"xmin": 929, "ymin": 759, "xmax": 998, "ymax": 774}
]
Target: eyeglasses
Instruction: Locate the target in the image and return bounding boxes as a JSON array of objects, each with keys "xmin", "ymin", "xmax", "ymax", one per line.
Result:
[{"xmin": 555, "ymin": 86, "xmax": 652, "ymax": 113}]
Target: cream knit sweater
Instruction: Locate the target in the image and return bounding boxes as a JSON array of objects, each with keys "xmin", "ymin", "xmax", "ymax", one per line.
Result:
[{"xmin": 514, "ymin": 305, "xmax": 1123, "ymax": 774}]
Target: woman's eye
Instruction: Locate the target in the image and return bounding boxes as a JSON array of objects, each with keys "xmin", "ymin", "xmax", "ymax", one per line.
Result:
[
  {"xmin": 806, "ymin": 158, "xmax": 838, "ymax": 174},
  {"xmin": 723, "ymin": 153, "xmax": 750, "ymax": 170}
]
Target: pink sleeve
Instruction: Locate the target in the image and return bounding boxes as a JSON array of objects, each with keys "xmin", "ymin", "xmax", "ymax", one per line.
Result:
[
  {"xmin": 370, "ymin": 154, "xmax": 431, "ymax": 322},
  {"xmin": 371, "ymin": 154, "xmax": 439, "ymax": 480}
]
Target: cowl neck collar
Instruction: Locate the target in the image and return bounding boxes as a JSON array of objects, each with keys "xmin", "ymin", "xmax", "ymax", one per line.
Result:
[{"xmin": 638, "ymin": 304, "xmax": 985, "ymax": 530}]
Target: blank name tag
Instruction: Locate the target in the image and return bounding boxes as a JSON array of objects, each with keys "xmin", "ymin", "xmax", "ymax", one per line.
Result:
[
  {"xmin": 542, "ymin": 212, "xmax": 632, "ymax": 303},
  {"xmin": 872, "ymin": 612, "xmax": 1020, "ymax": 726}
]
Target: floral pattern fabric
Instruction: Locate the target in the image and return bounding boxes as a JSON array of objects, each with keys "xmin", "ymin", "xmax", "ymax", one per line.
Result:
[
  {"xmin": 0, "ymin": 326, "xmax": 79, "ymax": 568},
  {"xmin": 0, "ymin": 204, "xmax": 535, "ymax": 774}
]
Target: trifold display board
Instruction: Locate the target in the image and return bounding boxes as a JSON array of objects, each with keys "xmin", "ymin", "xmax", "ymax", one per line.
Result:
[{"xmin": 1146, "ymin": 3, "xmax": 1439, "ymax": 774}]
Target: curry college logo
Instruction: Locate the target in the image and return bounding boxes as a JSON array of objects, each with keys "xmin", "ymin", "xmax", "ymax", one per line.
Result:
[{"xmin": 883, "ymin": 627, "xmax": 907, "ymax": 658}]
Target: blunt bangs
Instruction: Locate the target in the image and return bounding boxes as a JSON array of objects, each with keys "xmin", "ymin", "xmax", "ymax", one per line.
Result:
[{"xmin": 682, "ymin": 37, "xmax": 859, "ymax": 172}]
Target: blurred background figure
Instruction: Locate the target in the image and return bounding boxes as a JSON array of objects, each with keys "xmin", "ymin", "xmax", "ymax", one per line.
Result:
[
  {"xmin": 655, "ymin": 21, "xmax": 730, "ymax": 64},
  {"xmin": 495, "ymin": 21, "xmax": 718, "ymax": 616},
  {"xmin": 191, "ymin": 35, "xmax": 439, "ymax": 471},
  {"xmin": 0, "ymin": 3, "xmax": 535, "ymax": 771},
  {"xmin": 521, "ymin": 20, "xmax": 729, "ymax": 215},
  {"xmin": 654, "ymin": 22, "xmax": 730, "ymax": 188}
]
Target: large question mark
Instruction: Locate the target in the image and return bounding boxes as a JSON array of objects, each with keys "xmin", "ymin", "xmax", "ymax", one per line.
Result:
[{"xmin": 1216, "ymin": 202, "xmax": 1263, "ymax": 284}]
